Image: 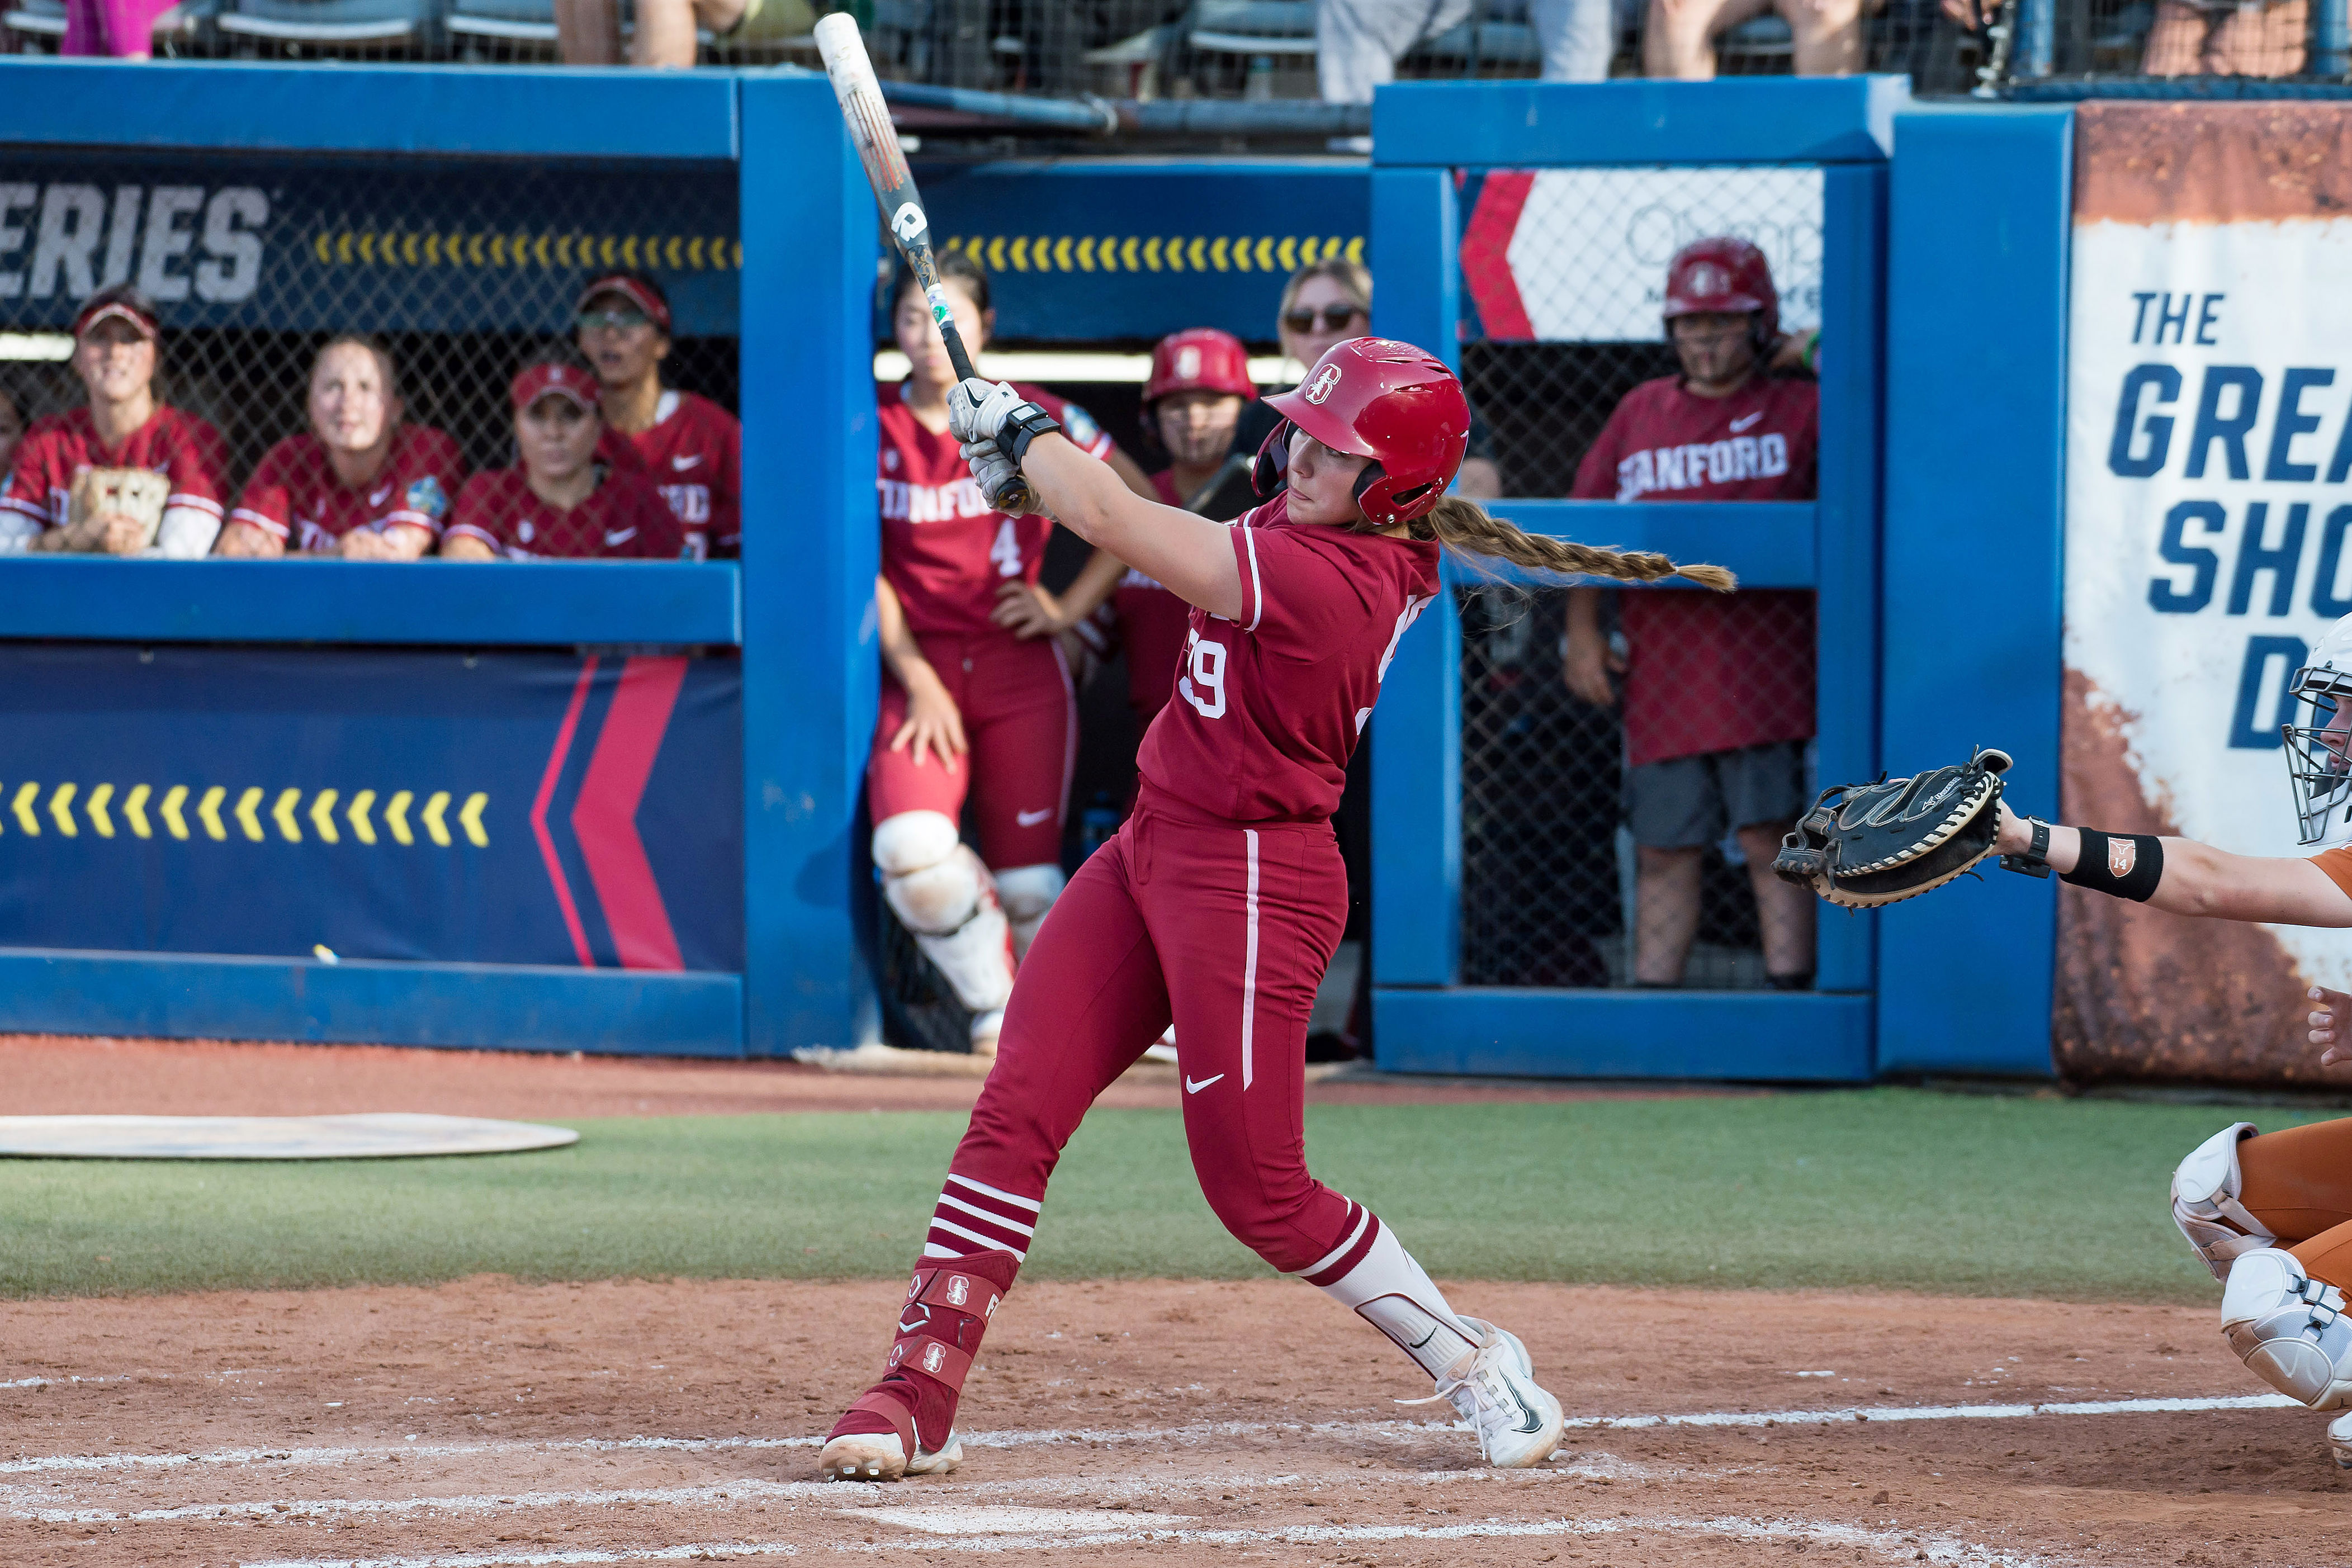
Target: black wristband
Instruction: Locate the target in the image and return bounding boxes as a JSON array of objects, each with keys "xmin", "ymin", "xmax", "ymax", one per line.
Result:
[
  {"xmin": 2062, "ymin": 828, "xmax": 2165, "ymax": 902},
  {"xmin": 996, "ymin": 402, "xmax": 1062, "ymax": 466},
  {"xmin": 2000, "ymin": 817, "xmax": 2052, "ymax": 878}
]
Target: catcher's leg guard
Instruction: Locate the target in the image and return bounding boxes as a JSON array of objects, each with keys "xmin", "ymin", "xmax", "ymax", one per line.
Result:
[
  {"xmin": 821, "ymin": 1249, "xmax": 1019, "ymax": 1482},
  {"xmin": 2174, "ymin": 1122, "xmax": 2275, "ymax": 1281},
  {"xmin": 2221, "ymin": 1247, "xmax": 2352, "ymax": 1410},
  {"xmin": 874, "ymin": 811, "xmax": 1016, "ymax": 1020},
  {"xmin": 993, "ymin": 862, "xmax": 1065, "ymax": 961}
]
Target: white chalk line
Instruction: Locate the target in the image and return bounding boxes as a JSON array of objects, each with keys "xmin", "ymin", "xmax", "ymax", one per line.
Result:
[
  {"xmin": 7, "ymin": 1456, "xmax": 1669, "ymax": 1526},
  {"xmin": 239, "ymin": 1513, "xmax": 2046, "ymax": 1568},
  {"xmin": 1, "ymin": 1390, "xmax": 2299, "ymax": 1484}
]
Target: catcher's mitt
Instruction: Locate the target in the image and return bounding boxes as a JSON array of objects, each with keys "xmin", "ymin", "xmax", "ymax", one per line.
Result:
[
  {"xmin": 1771, "ymin": 746, "xmax": 2013, "ymax": 908},
  {"xmin": 67, "ymin": 466, "xmax": 170, "ymax": 553}
]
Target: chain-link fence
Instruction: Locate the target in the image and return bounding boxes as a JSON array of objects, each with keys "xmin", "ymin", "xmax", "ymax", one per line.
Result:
[
  {"xmin": 2, "ymin": 0, "xmax": 2019, "ymax": 96},
  {"xmin": 1459, "ymin": 584, "xmax": 1818, "ymax": 990},
  {"xmin": 0, "ymin": 149, "xmax": 739, "ymax": 537},
  {"xmin": 2020, "ymin": 0, "xmax": 2332, "ymax": 80}
]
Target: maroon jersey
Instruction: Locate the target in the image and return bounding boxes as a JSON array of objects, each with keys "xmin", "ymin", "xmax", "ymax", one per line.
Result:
[
  {"xmin": 0, "ymin": 404, "xmax": 228, "ymax": 535},
  {"xmin": 876, "ymin": 381, "xmax": 1115, "ymax": 638},
  {"xmin": 230, "ymin": 424, "xmax": 466, "ymax": 551},
  {"xmin": 1135, "ymin": 491, "xmax": 1441, "ymax": 825},
  {"xmin": 444, "ymin": 466, "xmax": 685, "ymax": 561},
  {"xmin": 1113, "ymin": 468, "xmax": 1201, "ymax": 728},
  {"xmin": 595, "ymin": 390, "xmax": 740, "ymax": 561},
  {"xmin": 1573, "ymin": 373, "xmax": 1818, "ymax": 768}
]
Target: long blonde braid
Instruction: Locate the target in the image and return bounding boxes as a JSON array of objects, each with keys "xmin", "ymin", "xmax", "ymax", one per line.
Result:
[{"xmin": 1397, "ymin": 495, "xmax": 1736, "ymax": 591}]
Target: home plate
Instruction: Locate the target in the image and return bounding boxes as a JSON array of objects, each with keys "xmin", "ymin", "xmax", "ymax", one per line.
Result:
[
  {"xmin": 856, "ymin": 1506, "xmax": 1193, "ymax": 1535},
  {"xmin": 0, "ymin": 1113, "xmax": 579, "ymax": 1160}
]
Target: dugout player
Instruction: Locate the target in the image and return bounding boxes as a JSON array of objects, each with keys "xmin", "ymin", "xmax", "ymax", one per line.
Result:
[
  {"xmin": 0, "ymin": 286, "xmax": 226, "ymax": 558},
  {"xmin": 0, "ymin": 387, "xmax": 25, "ymax": 480},
  {"xmin": 216, "ymin": 335, "xmax": 464, "ymax": 560},
  {"xmin": 441, "ymin": 355, "xmax": 682, "ymax": 561},
  {"xmin": 868, "ymin": 250, "xmax": 1152, "ymax": 1057},
  {"xmin": 1565, "ymin": 236, "xmax": 1819, "ymax": 991},
  {"xmin": 820, "ymin": 338, "xmax": 1731, "ymax": 1486},
  {"xmin": 575, "ymin": 271, "xmax": 740, "ymax": 560},
  {"xmin": 997, "ymin": 328, "xmax": 1262, "ymax": 737},
  {"xmin": 1971, "ymin": 614, "xmax": 2352, "ymax": 1466}
]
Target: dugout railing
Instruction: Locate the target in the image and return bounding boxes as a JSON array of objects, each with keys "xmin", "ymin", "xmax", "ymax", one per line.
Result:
[
  {"xmin": 0, "ymin": 61, "xmax": 877, "ymax": 1058},
  {"xmin": 1366, "ymin": 79, "xmax": 1903, "ymax": 1081}
]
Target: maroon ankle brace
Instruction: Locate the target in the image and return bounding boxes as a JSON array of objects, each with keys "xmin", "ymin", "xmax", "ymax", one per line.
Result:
[{"xmin": 831, "ymin": 1250, "xmax": 1019, "ymax": 1454}]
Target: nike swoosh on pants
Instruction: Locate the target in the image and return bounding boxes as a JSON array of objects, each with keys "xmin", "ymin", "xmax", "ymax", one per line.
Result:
[
  {"xmin": 1016, "ymin": 808, "xmax": 1053, "ymax": 826},
  {"xmin": 1185, "ymin": 1074, "xmax": 1225, "ymax": 1094}
]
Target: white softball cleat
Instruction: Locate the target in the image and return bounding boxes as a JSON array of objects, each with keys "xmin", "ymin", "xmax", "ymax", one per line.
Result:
[
  {"xmin": 2221, "ymin": 1248, "xmax": 2352, "ymax": 1410},
  {"xmin": 818, "ymin": 1428, "xmax": 963, "ymax": 1482},
  {"xmin": 1409, "ymin": 1315, "xmax": 1564, "ymax": 1468},
  {"xmin": 2329, "ymin": 1410, "xmax": 2352, "ymax": 1470}
]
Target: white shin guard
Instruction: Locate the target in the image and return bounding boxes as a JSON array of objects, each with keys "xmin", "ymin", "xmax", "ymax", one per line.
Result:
[
  {"xmin": 994, "ymin": 863, "xmax": 1066, "ymax": 961},
  {"xmin": 2221, "ymin": 1248, "xmax": 2352, "ymax": 1409},
  {"xmin": 874, "ymin": 811, "xmax": 1015, "ymax": 1016},
  {"xmin": 2173, "ymin": 1121, "xmax": 2275, "ymax": 1281},
  {"xmin": 1310, "ymin": 1218, "xmax": 1480, "ymax": 1380}
]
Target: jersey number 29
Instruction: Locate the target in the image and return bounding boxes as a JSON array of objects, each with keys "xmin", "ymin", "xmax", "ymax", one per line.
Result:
[{"xmin": 1180, "ymin": 634, "xmax": 1227, "ymax": 720}]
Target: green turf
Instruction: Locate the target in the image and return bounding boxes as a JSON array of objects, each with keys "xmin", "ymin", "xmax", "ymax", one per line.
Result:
[{"xmin": 0, "ymin": 1088, "xmax": 2323, "ymax": 1302}]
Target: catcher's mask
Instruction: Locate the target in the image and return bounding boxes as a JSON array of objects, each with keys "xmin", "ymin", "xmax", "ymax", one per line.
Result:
[{"xmin": 2283, "ymin": 629, "xmax": 2352, "ymax": 844}]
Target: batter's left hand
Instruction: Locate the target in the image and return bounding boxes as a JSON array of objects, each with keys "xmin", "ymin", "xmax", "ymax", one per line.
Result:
[
  {"xmin": 947, "ymin": 377, "xmax": 1024, "ymax": 446},
  {"xmin": 991, "ymin": 579, "xmax": 1064, "ymax": 638},
  {"xmin": 2311, "ymin": 986, "xmax": 2352, "ymax": 1067}
]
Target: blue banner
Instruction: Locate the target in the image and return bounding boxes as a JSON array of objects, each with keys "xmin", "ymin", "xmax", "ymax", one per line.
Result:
[
  {"xmin": 0, "ymin": 645, "xmax": 742, "ymax": 970},
  {"xmin": 0, "ymin": 152, "xmax": 741, "ymax": 336}
]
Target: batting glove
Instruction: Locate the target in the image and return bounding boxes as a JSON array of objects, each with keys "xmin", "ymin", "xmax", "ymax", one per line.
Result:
[
  {"xmin": 947, "ymin": 378, "xmax": 1026, "ymax": 446},
  {"xmin": 959, "ymin": 439, "xmax": 1032, "ymax": 515}
]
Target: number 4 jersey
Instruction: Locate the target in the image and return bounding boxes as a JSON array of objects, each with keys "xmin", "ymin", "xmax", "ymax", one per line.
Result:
[
  {"xmin": 1135, "ymin": 491, "xmax": 1441, "ymax": 825},
  {"xmin": 875, "ymin": 380, "xmax": 1115, "ymax": 638}
]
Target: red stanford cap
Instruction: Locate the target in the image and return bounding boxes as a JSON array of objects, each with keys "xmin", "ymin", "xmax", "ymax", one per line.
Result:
[
  {"xmin": 576, "ymin": 273, "xmax": 672, "ymax": 333},
  {"xmin": 511, "ymin": 361, "xmax": 600, "ymax": 413},
  {"xmin": 73, "ymin": 293, "xmax": 159, "ymax": 343},
  {"xmin": 1144, "ymin": 328, "xmax": 1257, "ymax": 404}
]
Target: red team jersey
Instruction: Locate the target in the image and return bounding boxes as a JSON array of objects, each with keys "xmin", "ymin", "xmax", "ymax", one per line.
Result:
[
  {"xmin": 444, "ymin": 466, "xmax": 685, "ymax": 560},
  {"xmin": 595, "ymin": 390, "xmax": 740, "ymax": 560},
  {"xmin": 1573, "ymin": 373, "xmax": 1819, "ymax": 768},
  {"xmin": 0, "ymin": 404, "xmax": 228, "ymax": 537},
  {"xmin": 230, "ymin": 424, "xmax": 466, "ymax": 551},
  {"xmin": 1111, "ymin": 468, "xmax": 1200, "ymax": 728},
  {"xmin": 1136, "ymin": 492, "xmax": 1441, "ymax": 825},
  {"xmin": 876, "ymin": 381, "xmax": 1114, "ymax": 638}
]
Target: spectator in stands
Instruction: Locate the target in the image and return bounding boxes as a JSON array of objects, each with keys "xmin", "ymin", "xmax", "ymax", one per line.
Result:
[
  {"xmin": 61, "ymin": 0, "xmax": 177, "ymax": 55},
  {"xmin": 0, "ymin": 286, "xmax": 226, "ymax": 558},
  {"xmin": 1645, "ymin": 0, "xmax": 1870, "ymax": 76},
  {"xmin": 215, "ymin": 336, "xmax": 463, "ymax": 561},
  {"xmin": 556, "ymin": 0, "xmax": 754, "ymax": 68},
  {"xmin": 1532, "ymin": 0, "xmax": 1620, "ymax": 78},
  {"xmin": 1237, "ymin": 257, "xmax": 1504, "ymax": 499},
  {"xmin": 574, "ymin": 271, "xmax": 739, "ymax": 561},
  {"xmin": 0, "ymin": 387, "xmax": 23, "ymax": 481},
  {"xmin": 1563, "ymin": 236, "xmax": 1818, "ymax": 990},
  {"xmin": 1943, "ymin": 0, "xmax": 2306, "ymax": 75},
  {"xmin": 442, "ymin": 353, "xmax": 683, "ymax": 561}
]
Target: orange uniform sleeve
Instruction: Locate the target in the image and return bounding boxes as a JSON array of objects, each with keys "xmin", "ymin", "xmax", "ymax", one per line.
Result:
[{"xmin": 2311, "ymin": 846, "xmax": 2352, "ymax": 902}]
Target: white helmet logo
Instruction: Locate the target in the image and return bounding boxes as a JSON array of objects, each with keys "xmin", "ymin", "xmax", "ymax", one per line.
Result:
[
  {"xmin": 1176, "ymin": 345, "xmax": 1201, "ymax": 380},
  {"xmin": 891, "ymin": 202, "xmax": 927, "ymax": 245},
  {"xmin": 1690, "ymin": 262, "xmax": 1728, "ymax": 296},
  {"xmin": 1303, "ymin": 364, "xmax": 1342, "ymax": 405}
]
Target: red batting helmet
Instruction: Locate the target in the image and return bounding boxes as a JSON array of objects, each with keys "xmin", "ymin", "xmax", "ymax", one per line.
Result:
[
  {"xmin": 1143, "ymin": 328, "xmax": 1257, "ymax": 405},
  {"xmin": 1254, "ymin": 337, "xmax": 1468, "ymax": 528},
  {"xmin": 1662, "ymin": 236, "xmax": 1779, "ymax": 343}
]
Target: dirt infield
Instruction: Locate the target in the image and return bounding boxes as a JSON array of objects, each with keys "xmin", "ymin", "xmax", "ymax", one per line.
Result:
[
  {"xmin": 0, "ymin": 1033, "xmax": 1750, "ymax": 1119},
  {"xmin": 4, "ymin": 1273, "xmax": 2347, "ymax": 1567}
]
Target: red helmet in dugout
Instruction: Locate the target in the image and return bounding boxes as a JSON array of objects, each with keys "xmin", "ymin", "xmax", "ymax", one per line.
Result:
[
  {"xmin": 1662, "ymin": 235, "xmax": 1780, "ymax": 343},
  {"xmin": 1255, "ymin": 337, "xmax": 1469, "ymax": 528},
  {"xmin": 1144, "ymin": 328, "xmax": 1257, "ymax": 405}
]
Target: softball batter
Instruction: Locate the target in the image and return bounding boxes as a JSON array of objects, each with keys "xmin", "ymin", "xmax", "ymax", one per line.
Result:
[
  {"xmin": 819, "ymin": 336, "xmax": 1734, "ymax": 1483},
  {"xmin": 868, "ymin": 252, "xmax": 1149, "ymax": 1055}
]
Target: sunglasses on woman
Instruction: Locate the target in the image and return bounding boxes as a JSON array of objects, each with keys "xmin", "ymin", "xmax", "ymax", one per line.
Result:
[{"xmin": 1284, "ymin": 305, "xmax": 1366, "ymax": 334}]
